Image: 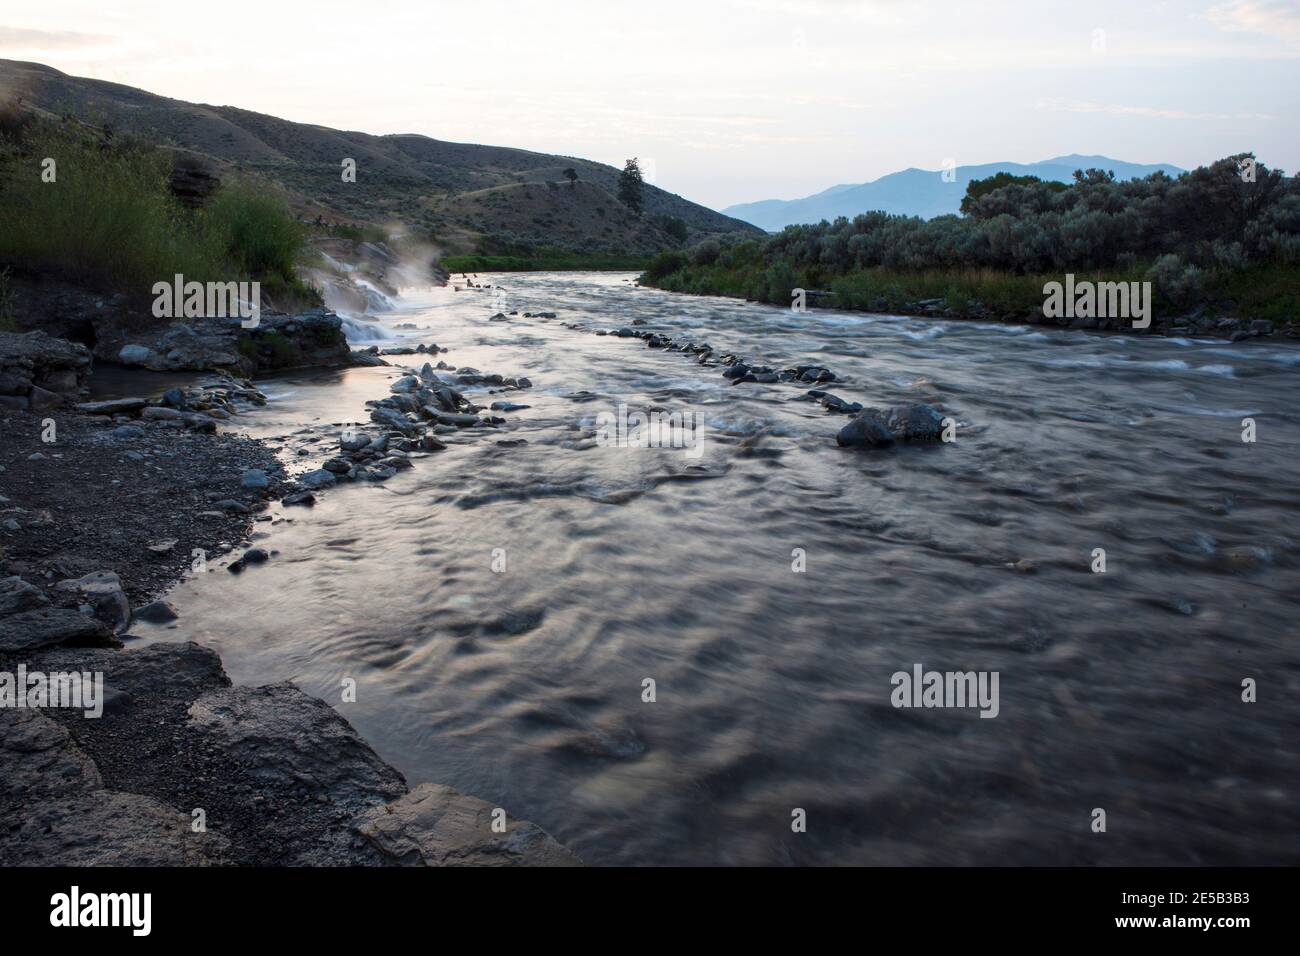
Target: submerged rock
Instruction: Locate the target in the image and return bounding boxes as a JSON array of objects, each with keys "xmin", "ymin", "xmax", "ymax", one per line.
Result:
[
  {"xmin": 296, "ymin": 469, "xmax": 337, "ymax": 490},
  {"xmin": 134, "ymin": 600, "xmax": 180, "ymax": 624},
  {"xmin": 353, "ymin": 783, "xmax": 582, "ymax": 867}
]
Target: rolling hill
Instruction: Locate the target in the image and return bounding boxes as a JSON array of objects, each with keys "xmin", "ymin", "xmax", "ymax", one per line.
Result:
[
  {"xmin": 0, "ymin": 59, "xmax": 761, "ymax": 253},
  {"xmin": 724, "ymin": 155, "xmax": 1186, "ymax": 230}
]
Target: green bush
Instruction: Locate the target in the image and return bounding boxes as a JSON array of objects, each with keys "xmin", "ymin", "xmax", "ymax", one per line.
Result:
[
  {"xmin": 642, "ymin": 250, "xmax": 688, "ymax": 281},
  {"xmin": 205, "ymin": 183, "xmax": 306, "ymax": 285},
  {"xmin": 330, "ymin": 222, "xmax": 389, "ymax": 244},
  {"xmin": 764, "ymin": 261, "xmax": 798, "ymax": 302},
  {"xmin": 1146, "ymin": 254, "xmax": 1205, "ymax": 310},
  {"xmin": 690, "ymin": 239, "xmax": 721, "ymax": 266}
]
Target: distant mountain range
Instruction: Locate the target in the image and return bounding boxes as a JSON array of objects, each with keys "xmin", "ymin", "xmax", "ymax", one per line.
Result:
[
  {"xmin": 723, "ymin": 155, "xmax": 1186, "ymax": 231},
  {"xmin": 0, "ymin": 59, "xmax": 761, "ymax": 253}
]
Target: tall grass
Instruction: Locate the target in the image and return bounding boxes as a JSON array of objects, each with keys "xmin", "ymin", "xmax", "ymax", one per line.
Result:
[
  {"xmin": 0, "ymin": 124, "xmax": 225, "ymax": 290},
  {"xmin": 0, "ymin": 119, "xmax": 312, "ymax": 307},
  {"xmin": 0, "ymin": 266, "xmax": 15, "ymax": 331},
  {"xmin": 206, "ymin": 182, "xmax": 305, "ymax": 283}
]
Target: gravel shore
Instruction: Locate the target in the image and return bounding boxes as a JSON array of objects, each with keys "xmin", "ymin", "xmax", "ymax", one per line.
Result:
[{"xmin": 0, "ymin": 400, "xmax": 578, "ymax": 866}]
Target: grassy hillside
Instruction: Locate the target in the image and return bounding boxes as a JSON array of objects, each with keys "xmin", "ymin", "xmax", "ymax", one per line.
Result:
[
  {"xmin": 0, "ymin": 59, "xmax": 761, "ymax": 254},
  {"xmin": 434, "ymin": 180, "xmax": 677, "ymax": 254}
]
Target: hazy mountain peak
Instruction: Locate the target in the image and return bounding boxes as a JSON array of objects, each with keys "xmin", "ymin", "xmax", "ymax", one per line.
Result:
[{"xmin": 724, "ymin": 155, "xmax": 1185, "ymax": 231}]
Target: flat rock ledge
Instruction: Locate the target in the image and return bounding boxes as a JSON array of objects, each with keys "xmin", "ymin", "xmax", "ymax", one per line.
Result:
[
  {"xmin": 0, "ymin": 708, "xmax": 230, "ymax": 865},
  {"xmin": 0, "ymin": 604, "xmax": 115, "ymax": 654},
  {"xmin": 103, "ymin": 310, "xmax": 352, "ymax": 376},
  {"xmin": 0, "ymin": 635, "xmax": 580, "ymax": 867},
  {"xmin": 186, "ymin": 682, "xmax": 409, "ymax": 820},
  {"xmin": 0, "ymin": 330, "xmax": 93, "ymax": 413}
]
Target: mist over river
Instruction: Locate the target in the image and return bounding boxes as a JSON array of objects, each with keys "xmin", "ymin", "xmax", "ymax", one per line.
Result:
[{"xmin": 138, "ymin": 273, "xmax": 1300, "ymax": 865}]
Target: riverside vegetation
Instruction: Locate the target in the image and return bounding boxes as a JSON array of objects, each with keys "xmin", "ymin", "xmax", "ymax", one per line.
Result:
[
  {"xmin": 0, "ymin": 109, "xmax": 319, "ymax": 312},
  {"xmin": 642, "ymin": 156, "xmax": 1300, "ymax": 336}
]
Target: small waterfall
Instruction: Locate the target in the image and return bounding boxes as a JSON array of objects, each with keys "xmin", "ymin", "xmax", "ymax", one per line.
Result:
[
  {"xmin": 354, "ymin": 279, "xmax": 395, "ymax": 313},
  {"xmin": 339, "ymin": 315, "xmax": 388, "ymax": 343}
]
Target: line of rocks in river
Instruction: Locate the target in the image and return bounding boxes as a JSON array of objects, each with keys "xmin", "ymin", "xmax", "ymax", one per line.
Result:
[
  {"xmin": 281, "ymin": 353, "xmax": 536, "ymax": 498},
  {"xmin": 522, "ymin": 310, "xmax": 953, "ymax": 451}
]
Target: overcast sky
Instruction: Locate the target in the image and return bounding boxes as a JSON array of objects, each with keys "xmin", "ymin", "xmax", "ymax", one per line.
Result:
[{"xmin": 2, "ymin": 0, "xmax": 1297, "ymax": 209}]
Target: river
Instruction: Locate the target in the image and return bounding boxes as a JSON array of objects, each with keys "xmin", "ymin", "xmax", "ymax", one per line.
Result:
[{"xmin": 136, "ymin": 272, "xmax": 1300, "ymax": 865}]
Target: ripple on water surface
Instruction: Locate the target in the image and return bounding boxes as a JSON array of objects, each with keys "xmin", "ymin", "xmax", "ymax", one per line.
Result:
[{"xmin": 142, "ymin": 273, "xmax": 1300, "ymax": 865}]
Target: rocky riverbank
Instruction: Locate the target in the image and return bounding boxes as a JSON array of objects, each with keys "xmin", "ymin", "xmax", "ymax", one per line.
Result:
[
  {"xmin": 3, "ymin": 273, "xmax": 356, "ymax": 378},
  {"xmin": 0, "ymin": 346, "xmax": 579, "ymax": 866}
]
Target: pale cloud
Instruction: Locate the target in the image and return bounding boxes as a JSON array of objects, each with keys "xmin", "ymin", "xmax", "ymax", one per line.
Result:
[
  {"xmin": 1208, "ymin": 0, "xmax": 1300, "ymax": 45},
  {"xmin": 3, "ymin": 0, "xmax": 1297, "ymax": 208},
  {"xmin": 722, "ymin": 0, "xmax": 923, "ymax": 24},
  {"xmin": 1036, "ymin": 98, "xmax": 1277, "ymax": 122},
  {"xmin": 0, "ymin": 26, "xmax": 115, "ymax": 51}
]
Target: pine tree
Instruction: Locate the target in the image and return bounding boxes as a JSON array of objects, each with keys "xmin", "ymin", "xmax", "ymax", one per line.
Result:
[{"xmin": 618, "ymin": 158, "xmax": 644, "ymax": 214}]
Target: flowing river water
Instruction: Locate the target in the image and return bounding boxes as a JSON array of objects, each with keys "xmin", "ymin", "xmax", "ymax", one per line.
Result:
[{"xmin": 136, "ymin": 272, "xmax": 1300, "ymax": 865}]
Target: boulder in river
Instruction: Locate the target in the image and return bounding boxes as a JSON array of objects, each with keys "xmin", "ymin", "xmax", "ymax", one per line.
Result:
[
  {"xmin": 296, "ymin": 468, "xmax": 338, "ymax": 490},
  {"xmin": 433, "ymin": 411, "xmax": 480, "ymax": 428},
  {"xmin": 838, "ymin": 403, "xmax": 947, "ymax": 447},
  {"xmin": 134, "ymin": 600, "xmax": 180, "ymax": 624},
  {"xmin": 836, "ymin": 416, "xmax": 895, "ymax": 448},
  {"xmin": 370, "ymin": 407, "xmax": 420, "ymax": 435}
]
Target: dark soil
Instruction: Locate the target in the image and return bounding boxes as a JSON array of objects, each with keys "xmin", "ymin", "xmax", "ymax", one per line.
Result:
[{"xmin": 0, "ymin": 411, "xmax": 288, "ymax": 606}]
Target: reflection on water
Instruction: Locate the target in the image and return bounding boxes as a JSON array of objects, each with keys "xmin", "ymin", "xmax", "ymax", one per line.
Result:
[{"xmin": 139, "ymin": 273, "xmax": 1300, "ymax": 865}]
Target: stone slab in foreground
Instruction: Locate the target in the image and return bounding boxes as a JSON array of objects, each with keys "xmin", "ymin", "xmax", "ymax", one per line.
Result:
[
  {"xmin": 0, "ymin": 708, "xmax": 229, "ymax": 865},
  {"xmin": 0, "ymin": 606, "xmax": 114, "ymax": 653}
]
